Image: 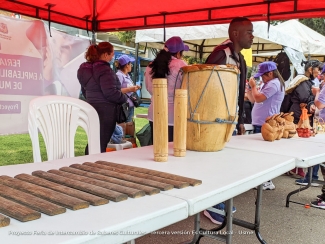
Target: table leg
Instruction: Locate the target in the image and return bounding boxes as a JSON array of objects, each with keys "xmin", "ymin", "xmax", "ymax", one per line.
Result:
[
  {"xmin": 225, "ymin": 199, "xmax": 233, "ymax": 244},
  {"xmin": 232, "ymin": 185, "xmax": 266, "ymax": 244},
  {"xmin": 255, "ymin": 185, "xmax": 266, "ymax": 244},
  {"xmin": 185, "ymin": 188, "xmax": 267, "ymax": 244},
  {"xmin": 286, "ymin": 167, "xmax": 312, "ymax": 207},
  {"xmin": 182, "ymin": 208, "xmax": 229, "ymax": 244},
  {"xmin": 187, "ymin": 213, "xmax": 201, "ymax": 244}
]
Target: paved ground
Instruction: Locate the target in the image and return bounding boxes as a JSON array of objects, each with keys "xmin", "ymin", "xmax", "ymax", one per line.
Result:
[{"xmin": 137, "ymin": 173, "xmax": 325, "ymax": 244}]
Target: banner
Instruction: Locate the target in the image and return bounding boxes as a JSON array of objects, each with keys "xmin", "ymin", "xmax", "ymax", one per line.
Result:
[
  {"xmin": 240, "ymin": 48, "xmax": 252, "ymax": 67},
  {"xmin": 0, "ymin": 15, "xmax": 89, "ymax": 135}
]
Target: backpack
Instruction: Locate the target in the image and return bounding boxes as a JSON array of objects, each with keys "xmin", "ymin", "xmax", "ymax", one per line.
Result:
[
  {"xmin": 280, "ymin": 93, "xmax": 292, "ymax": 113},
  {"xmin": 272, "ymin": 52, "xmax": 291, "ymax": 81}
]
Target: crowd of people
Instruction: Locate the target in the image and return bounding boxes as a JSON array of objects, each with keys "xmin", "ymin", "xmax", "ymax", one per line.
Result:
[{"xmin": 77, "ymin": 16, "xmax": 325, "ymax": 226}]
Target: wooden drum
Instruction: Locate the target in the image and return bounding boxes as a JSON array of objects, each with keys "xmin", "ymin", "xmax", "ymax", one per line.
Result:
[{"xmin": 181, "ymin": 64, "xmax": 239, "ymax": 152}]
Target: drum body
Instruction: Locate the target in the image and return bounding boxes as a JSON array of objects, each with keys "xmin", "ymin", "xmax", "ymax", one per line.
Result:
[{"xmin": 181, "ymin": 64, "xmax": 239, "ymax": 151}]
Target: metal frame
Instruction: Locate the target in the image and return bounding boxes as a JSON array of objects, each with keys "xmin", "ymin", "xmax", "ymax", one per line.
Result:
[
  {"xmin": 2, "ymin": 0, "xmax": 325, "ymax": 32},
  {"xmin": 286, "ymin": 166, "xmax": 325, "ymax": 209},
  {"xmin": 184, "ymin": 185, "xmax": 266, "ymax": 244}
]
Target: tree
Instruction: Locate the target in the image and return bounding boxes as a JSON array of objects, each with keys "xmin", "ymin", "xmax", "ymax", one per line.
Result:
[
  {"xmin": 182, "ymin": 56, "xmax": 205, "ymax": 64},
  {"xmin": 272, "ymin": 18, "xmax": 325, "ymax": 36},
  {"xmin": 299, "ymin": 18, "xmax": 325, "ymax": 36},
  {"xmin": 110, "ymin": 31, "xmax": 135, "ymax": 43}
]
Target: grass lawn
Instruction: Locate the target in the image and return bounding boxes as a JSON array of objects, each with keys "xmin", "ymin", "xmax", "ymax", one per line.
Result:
[{"xmin": 0, "ymin": 107, "xmax": 149, "ymax": 166}]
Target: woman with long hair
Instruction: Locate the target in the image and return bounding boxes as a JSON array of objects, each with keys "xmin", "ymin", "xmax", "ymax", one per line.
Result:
[
  {"xmin": 78, "ymin": 42, "xmax": 127, "ymax": 153},
  {"xmin": 246, "ymin": 61, "xmax": 285, "ymax": 190},
  {"xmin": 145, "ymin": 36, "xmax": 189, "ymax": 143}
]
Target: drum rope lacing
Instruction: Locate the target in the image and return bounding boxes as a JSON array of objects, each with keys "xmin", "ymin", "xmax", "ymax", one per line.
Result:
[{"xmin": 186, "ymin": 66, "xmax": 239, "ymax": 125}]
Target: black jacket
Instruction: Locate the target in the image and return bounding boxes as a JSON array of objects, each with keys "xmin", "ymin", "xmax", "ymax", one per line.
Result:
[
  {"xmin": 289, "ymin": 79, "xmax": 315, "ymax": 124},
  {"xmin": 205, "ymin": 43, "xmax": 246, "ymax": 129},
  {"xmin": 77, "ymin": 60, "xmax": 127, "ymax": 104}
]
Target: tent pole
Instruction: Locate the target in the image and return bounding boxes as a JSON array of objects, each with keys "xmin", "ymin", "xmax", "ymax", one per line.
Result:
[
  {"xmin": 91, "ymin": 31, "xmax": 96, "ymax": 45},
  {"xmin": 133, "ymin": 43, "xmax": 139, "ymax": 85},
  {"xmin": 199, "ymin": 40, "xmax": 206, "ymax": 63},
  {"xmin": 91, "ymin": 0, "xmax": 97, "ymax": 44}
]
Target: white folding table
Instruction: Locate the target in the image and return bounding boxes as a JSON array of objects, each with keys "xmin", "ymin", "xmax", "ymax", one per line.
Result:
[
  {"xmin": 0, "ymin": 143, "xmax": 295, "ymax": 244},
  {"xmin": 151, "ymin": 144, "xmax": 295, "ymax": 244},
  {"xmin": 0, "ymin": 156, "xmax": 188, "ymax": 244},
  {"xmin": 226, "ymin": 133, "xmax": 325, "ymax": 208},
  {"xmin": 64, "ymin": 143, "xmax": 294, "ymax": 243}
]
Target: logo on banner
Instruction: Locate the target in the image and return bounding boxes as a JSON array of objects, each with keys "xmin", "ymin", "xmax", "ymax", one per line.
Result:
[{"xmin": 0, "ymin": 23, "xmax": 8, "ymax": 34}]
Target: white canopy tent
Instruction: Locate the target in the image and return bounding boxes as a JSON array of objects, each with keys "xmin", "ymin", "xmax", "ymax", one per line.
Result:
[
  {"xmin": 135, "ymin": 21, "xmax": 303, "ymax": 62},
  {"xmin": 276, "ymin": 19, "xmax": 325, "ymax": 62},
  {"xmin": 277, "ymin": 20, "xmax": 325, "ymax": 55}
]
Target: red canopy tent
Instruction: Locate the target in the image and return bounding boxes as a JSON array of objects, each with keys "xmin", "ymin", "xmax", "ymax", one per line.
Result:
[{"xmin": 1, "ymin": 0, "xmax": 325, "ymax": 32}]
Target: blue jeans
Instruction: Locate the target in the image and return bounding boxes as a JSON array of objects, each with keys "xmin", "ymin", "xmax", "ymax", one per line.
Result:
[
  {"xmin": 305, "ymin": 164, "xmax": 320, "ymax": 180},
  {"xmin": 127, "ymin": 106, "xmax": 134, "ymax": 122},
  {"xmin": 253, "ymin": 125, "xmax": 262, "ymax": 134}
]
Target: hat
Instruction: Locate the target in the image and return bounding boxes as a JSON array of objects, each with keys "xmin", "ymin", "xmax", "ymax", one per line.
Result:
[
  {"xmin": 254, "ymin": 61, "xmax": 277, "ymax": 78},
  {"xmin": 164, "ymin": 36, "xmax": 189, "ymax": 53},
  {"xmin": 118, "ymin": 55, "xmax": 135, "ymax": 66}
]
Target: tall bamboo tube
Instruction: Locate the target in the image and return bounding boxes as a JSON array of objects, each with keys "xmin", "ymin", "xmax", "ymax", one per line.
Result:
[
  {"xmin": 153, "ymin": 79, "xmax": 168, "ymax": 162},
  {"xmin": 174, "ymin": 89, "xmax": 187, "ymax": 157}
]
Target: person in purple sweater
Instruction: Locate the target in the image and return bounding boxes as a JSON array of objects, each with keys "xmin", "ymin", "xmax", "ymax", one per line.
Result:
[
  {"xmin": 246, "ymin": 61, "xmax": 285, "ymax": 190},
  {"xmin": 78, "ymin": 42, "xmax": 128, "ymax": 153},
  {"xmin": 311, "ymin": 65, "xmax": 325, "ymax": 209}
]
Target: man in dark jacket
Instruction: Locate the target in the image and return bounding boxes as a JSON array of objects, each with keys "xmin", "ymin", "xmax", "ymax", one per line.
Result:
[
  {"xmin": 203, "ymin": 17, "xmax": 254, "ymax": 226},
  {"xmin": 206, "ymin": 17, "xmax": 254, "ymax": 135}
]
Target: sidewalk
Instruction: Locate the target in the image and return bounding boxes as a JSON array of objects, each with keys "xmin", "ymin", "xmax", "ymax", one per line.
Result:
[{"xmin": 137, "ymin": 174, "xmax": 325, "ymax": 244}]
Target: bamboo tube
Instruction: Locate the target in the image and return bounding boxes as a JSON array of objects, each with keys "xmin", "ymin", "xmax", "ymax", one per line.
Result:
[
  {"xmin": 153, "ymin": 78, "xmax": 168, "ymax": 162},
  {"xmin": 174, "ymin": 89, "xmax": 187, "ymax": 157}
]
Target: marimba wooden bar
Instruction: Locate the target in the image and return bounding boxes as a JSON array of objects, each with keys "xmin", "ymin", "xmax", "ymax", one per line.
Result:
[
  {"xmin": 0, "ymin": 183, "xmax": 66, "ymax": 216},
  {"xmin": 83, "ymin": 162, "xmax": 174, "ymax": 190},
  {"xmin": 0, "ymin": 175, "xmax": 89, "ymax": 210},
  {"xmin": 96, "ymin": 161, "xmax": 202, "ymax": 186},
  {"xmin": 15, "ymin": 174, "xmax": 108, "ymax": 206},
  {"xmin": 0, "ymin": 161, "xmax": 202, "ymax": 226},
  {"xmin": 0, "ymin": 196, "xmax": 41, "ymax": 222},
  {"xmin": 60, "ymin": 166, "xmax": 160, "ymax": 195},
  {"xmin": 0, "ymin": 214, "xmax": 10, "ymax": 227}
]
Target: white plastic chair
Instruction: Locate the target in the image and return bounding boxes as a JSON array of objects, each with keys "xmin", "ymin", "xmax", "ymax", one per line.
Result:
[{"xmin": 28, "ymin": 95, "xmax": 100, "ymax": 162}]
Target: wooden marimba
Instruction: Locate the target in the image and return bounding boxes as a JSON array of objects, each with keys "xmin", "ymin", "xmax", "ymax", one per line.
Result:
[{"xmin": 0, "ymin": 161, "xmax": 202, "ymax": 226}]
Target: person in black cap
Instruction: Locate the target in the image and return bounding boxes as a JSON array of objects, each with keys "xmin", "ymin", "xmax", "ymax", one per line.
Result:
[{"xmin": 145, "ymin": 36, "xmax": 189, "ymax": 143}]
